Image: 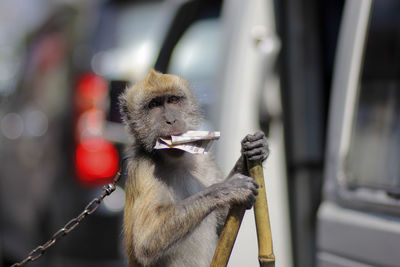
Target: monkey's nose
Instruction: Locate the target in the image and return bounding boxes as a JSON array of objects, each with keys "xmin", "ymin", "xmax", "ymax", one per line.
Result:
[{"xmin": 166, "ymin": 119, "xmax": 177, "ymax": 125}]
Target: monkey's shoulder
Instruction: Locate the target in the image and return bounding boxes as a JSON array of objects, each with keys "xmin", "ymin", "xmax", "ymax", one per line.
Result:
[{"xmin": 124, "ymin": 156, "xmax": 161, "ymax": 196}]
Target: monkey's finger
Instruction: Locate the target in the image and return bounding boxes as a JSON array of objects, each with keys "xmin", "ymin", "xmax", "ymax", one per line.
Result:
[
  {"xmin": 241, "ymin": 135, "xmax": 255, "ymax": 144},
  {"xmin": 245, "ymin": 182, "xmax": 259, "ymax": 195},
  {"xmin": 251, "ymin": 186, "xmax": 259, "ymax": 196},
  {"xmin": 246, "ymin": 178, "xmax": 259, "ymax": 187},
  {"xmin": 244, "ymin": 194, "xmax": 257, "ymax": 209},
  {"xmin": 251, "ymin": 180, "xmax": 260, "ymax": 189},
  {"xmin": 245, "ymin": 150, "xmax": 269, "ymax": 162},
  {"xmin": 247, "ymin": 154, "xmax": 268, "ymax": 162},
  {"xmin": 243, "ymin": 147, "xmax": 266, "ymax": 157},
  {"xmin": 242, "ymin": 139, "xmax": 268, "ymax": 151},
  {"xmin": 244, "ymin": 177, "xmax": 259, "ymax": 190},
  {"xmin": 252, "ymin": 131, "xmax": 265, "ymax": 140},
  {"xmin": 241, "ymin": 131, "xmax": 265, "ymax": 143},
  {"xmin": 249, "ymin": 155, "xmax": 265, "ymax": 161}
]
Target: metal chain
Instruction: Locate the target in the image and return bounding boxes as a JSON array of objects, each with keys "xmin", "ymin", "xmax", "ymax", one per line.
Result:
[{"xmin": 10, "ymin": 165, "xmax": 125, "ymax": 267}]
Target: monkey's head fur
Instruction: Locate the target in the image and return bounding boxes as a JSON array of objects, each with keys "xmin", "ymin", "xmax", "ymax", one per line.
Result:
[{"xmin": 119, "ymin": 69, "xmax": 202, "ymax": 153}]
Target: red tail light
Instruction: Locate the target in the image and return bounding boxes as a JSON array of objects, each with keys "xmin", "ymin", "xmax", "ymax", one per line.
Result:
[
  {"xmin": 75, "ymin": 138, "xmax": 119, "ymax": 185},
  {"xmin": 74, "ymin": 73, "xmax": 119, "ymax": 186},
  {"xmin": 75, "ymin": 73, "xmax": 107, "ymax": 113}
]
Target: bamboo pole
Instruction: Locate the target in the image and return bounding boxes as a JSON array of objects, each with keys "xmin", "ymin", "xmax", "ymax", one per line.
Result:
[
  {"xmin": 248, "ymin": 160, "xmax": 275, "ymax": 267},
  {"xmin": 210, "ymin": 160, "xmax": 275, "ymax": 267},
  {"xmin": 210, "ymin": 205, "xmax": 245, "ymax": 267}
]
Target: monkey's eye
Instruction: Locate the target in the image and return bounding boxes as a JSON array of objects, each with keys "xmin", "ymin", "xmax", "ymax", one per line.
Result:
[
  {"xmin": 167, "ymin": 96, "xmax": 181, "ymax": 104},
  {"xmin": 148, "ymin": 98, "xmax": 162, "ymax": 109}
]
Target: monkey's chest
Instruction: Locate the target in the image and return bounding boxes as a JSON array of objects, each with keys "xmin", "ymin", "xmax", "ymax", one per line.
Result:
[{"xmin": 163, "ymin": 171, "xmax": 205, "ymax": 200}]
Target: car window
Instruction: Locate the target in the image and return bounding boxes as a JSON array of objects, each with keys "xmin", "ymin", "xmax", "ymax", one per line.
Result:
[
  {"xmin": 344, "ymin": 0, "xmax": 400, "ymax": 194},
  {"xmin": 91, "ymin": 1, "xmax": 173, "ymax": 81},
  {"xmin": 167, "ymin": 18, "xmax": 221, "ymax": 129}
]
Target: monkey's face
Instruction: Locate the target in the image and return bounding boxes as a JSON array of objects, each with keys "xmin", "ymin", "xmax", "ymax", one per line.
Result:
[
  {"xmin": 120, "ymin": 70, "xmax": 201, "ymax": 153},
  {"xmin": 146, "ymin": 94, "xmax": 187, "ymax": 137}
]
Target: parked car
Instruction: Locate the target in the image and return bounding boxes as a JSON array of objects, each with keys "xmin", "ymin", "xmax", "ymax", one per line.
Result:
[{"xmin": 317, "ymin": 0, "xmax": 400, "ymax": 266}]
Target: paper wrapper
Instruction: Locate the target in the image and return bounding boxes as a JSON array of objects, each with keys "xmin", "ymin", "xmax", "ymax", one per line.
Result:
[{"xmin": 154, "ymin": 131, "xmax": 220, "ymax": 154}]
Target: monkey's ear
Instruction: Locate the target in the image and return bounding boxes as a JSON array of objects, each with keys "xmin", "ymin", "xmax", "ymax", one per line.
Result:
[{"xmin": 148, "ymin": 69, "xmax": 162, "ymax": 79}]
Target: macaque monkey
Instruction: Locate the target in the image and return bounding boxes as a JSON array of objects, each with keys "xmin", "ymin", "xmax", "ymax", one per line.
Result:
[{"xmin": 119, "ymin": 69, "xmax": 269, "ymax": 267}]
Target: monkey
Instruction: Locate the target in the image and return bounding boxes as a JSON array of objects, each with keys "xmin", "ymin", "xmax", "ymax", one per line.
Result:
[{"xmin": 119, "ymin": 69, "xmax": 269, "ymax": 267}]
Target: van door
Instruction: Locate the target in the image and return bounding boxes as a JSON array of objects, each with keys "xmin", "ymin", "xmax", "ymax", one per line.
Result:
[{"xmin": 317, "ymin": 0, "xmax": 400, "ymax": 266}]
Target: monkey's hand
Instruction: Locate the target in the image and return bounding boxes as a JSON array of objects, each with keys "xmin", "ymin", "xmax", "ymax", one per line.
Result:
[
  {"xmin": 211, "ymin": 174, "xmax": 259, "ymax": 209},
  {"xmin": 241, "ymin": 131, "xmax": 270, "ymax": 162},
  {"xmin": 228, "ymin": 131, "xmax": 269, "ymax": 177}
]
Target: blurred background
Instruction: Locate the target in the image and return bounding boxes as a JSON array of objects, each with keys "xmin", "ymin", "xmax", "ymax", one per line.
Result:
[{"xmin": 0, "ymin": 0, "xmax": 398, "ymax": 266}]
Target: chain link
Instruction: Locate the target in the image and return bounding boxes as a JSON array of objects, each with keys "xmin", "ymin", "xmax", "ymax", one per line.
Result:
[{"xmin": 10, "ymin": 169, "xmax": 124, "ymax": 267}]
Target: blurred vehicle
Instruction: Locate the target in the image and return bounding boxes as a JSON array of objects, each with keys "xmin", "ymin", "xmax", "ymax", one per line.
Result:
[
  {"xmin": 317, "ymin": 0, "xmax": 400, "ymax": 266},
  {"xmin": 1, "ymin": 0, "xmax": 230, "ymax": 266}
]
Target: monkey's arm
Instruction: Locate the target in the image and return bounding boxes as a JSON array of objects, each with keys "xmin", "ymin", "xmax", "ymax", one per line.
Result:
[
  {"xmin": 124, "ymin": 160, "xmax": 257, "ymax": 266},
  {"xmin": 228, "ymin": 156, "xmax": 247, "ymax": 177}
]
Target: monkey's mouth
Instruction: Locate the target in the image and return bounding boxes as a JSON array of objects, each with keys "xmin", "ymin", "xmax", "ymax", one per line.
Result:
[
  {"xmin": 154, "ymin": 130, "xmax": 220, "ymax": 154},
  {"xmin": 160, "ymin": 134, "xmax": 182, "ymax": 139},
  {"xmin": 160, "ymin": 130, "xmax": 187, "ymax": 139},
  {"xmin": 163, "ymin": 148, "xmax": 185, "ymax": 157}
]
